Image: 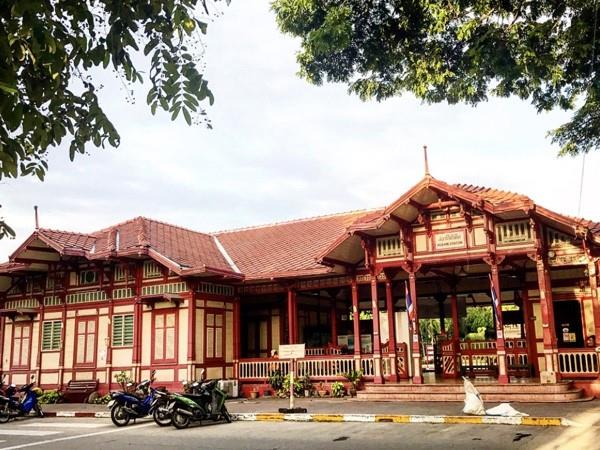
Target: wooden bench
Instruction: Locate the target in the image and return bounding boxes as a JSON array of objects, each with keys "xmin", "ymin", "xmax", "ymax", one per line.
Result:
[
  {"xmin": 62, "ymin": 379, "xmax": 99, "ymax": 403},
  {"xmin": 461, "ymin": 364, "xmax": 498, "ymax": 378},
  {"xmin": 508, "ymin": 363, "xmax": 534, "ymax": 378}
]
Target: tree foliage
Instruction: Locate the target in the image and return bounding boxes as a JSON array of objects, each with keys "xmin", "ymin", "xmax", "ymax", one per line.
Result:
[
  {"xmin": 464, "ymin": 306, "xmax": 494, "ymax": 334},
  {"xmin": 0, "ymin": 0, "xmax": 226, "ymax": 180},
  {"xmin": 272, "ymin": 1, "xmax": 600, "ymax": 156},
  {"xmin": 0, "ymin": 0, "xmax": 228, "ymax": 239}
]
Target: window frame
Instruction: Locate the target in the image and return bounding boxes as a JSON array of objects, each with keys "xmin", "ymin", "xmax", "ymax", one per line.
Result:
[
  {"xmin": 11, "ymin": 322, "xmax": 32, "ymax": 369},
  {"xmin": 151, "ymin": 309, "xmax": 178, "ymax": 365},
  {"xmin": 74, "ymin": 316, "xmax": 97, "ymax": 368},
  {"xmin": 112, "ymin": 314, "xmax": 134, "ymax": 348},
  {"xmin": 204, "ymin": 309, "xmax": 226, "ymax": 362}
]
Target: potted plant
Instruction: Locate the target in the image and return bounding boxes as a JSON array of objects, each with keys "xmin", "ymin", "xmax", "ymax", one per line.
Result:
[
  {"xmin": 317, "ymin": 382, "xmax": 327, "ymax": 398},
  {"xmin": 342, "ymin": 370, "xmax": 363, "ymax": 397},
  {"xmin": 249, "ymin": 387, "xmax": 259, "ymax": 399},
  {"xmin": 331, "ymin": 381, "xmax": 345, "ymax": 398},
  {"xmin": 299, "ymin": 374, "xmax": 313, "ymax": 397}
]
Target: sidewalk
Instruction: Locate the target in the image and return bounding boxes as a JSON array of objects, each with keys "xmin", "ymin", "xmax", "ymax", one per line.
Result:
[{"xmin": 40, "ymin": 397, "xmax": 600, "ymax": 427}]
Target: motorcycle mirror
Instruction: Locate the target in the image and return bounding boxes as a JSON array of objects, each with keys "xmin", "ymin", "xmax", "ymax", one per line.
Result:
[
  {"xmin": 30, "ymin": 374, "xmax": 35, "ymax": 381},
  {"xmin": 200, "ymin": 368, "xmax": 206, "ymax": 381}
]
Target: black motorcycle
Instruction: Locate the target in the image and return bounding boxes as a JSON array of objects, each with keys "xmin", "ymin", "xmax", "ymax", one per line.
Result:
[{"xmin": 168, "ymin": 372, "xmax": 232, "ymax": 429}]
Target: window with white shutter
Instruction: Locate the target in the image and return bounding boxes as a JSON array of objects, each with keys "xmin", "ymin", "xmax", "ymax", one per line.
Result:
[
  {"xmin": 41, "ymin": 321, "xmax": 62, "ymax": 351},
  {"xmin": 112, "ymin": 314, "xmax": 134, "ymax": 347}
]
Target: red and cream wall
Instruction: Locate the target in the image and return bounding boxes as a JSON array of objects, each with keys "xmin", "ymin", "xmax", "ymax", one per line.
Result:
[{"xmin": 0, "ymin": 261, "xmax": 236, "ymax": 393}]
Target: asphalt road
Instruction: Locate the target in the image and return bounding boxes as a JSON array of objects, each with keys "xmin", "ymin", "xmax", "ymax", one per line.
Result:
[{"xmin": 0, "ymin": 417, "xmax": 591, "ymax": 450}]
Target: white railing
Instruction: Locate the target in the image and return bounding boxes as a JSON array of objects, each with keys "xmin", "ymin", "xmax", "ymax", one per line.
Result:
[
  {"xmin": 305, "ymin": 347, "xmax": 342, "ymax": 356},
  {"xmin": 496, "ymin": 221, "xmax": 532, "ymax": 245},
  {"xmin": 558, "ymin": 350, "xmax": 599, "ymax": 376},
  {"xmin": 298, "ymin": 357, "xmax": 355, "ymax": 378},
  {"xmin": 5, "ymin": 298, "xmax": 38, "ymax": 309},
  {"xmin": 238, "ymin": 359, "xmax": 290, "ymax": 380},
  {"xmin": 238, "ymin": 355, "xmax": 374, "ymax": 380},
  {"xmin": 376, "ymin": 236, "xmax": 403, "ymax": 258},
  {"xmin": 360, "ymin": 356, "xmax": 374, "ymax": 377}
]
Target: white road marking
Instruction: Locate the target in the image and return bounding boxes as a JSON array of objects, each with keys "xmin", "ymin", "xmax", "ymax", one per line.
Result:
[
  {"xmin": 0, "ymin": 431, "xmax": 60, "ymax": 437},
  {"xmin": 20, "ymin": 423, "xmax": 106, "ymax": 429},
  {"xmin": 0, "ymin": 422, "xmax": 155, "ymax": 450}
]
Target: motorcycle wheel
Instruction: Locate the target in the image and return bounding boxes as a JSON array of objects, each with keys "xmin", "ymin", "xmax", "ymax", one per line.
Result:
[
  {"xmin": 152, "ymin": 406, "xmax": 171, "ymax": 427},
  {"xmin": 0, "ymin": 405, "xmax": 10, "ymax": 424},
  {"xmin": 34, "ymin": 404, "xmax": 44, "ymax": 418},
  {"xmin": 110, "ymin": 404, "xmax": 131, "ymax": 427},
  {"xmin": 171, "ymin": 409, "xmax": 190, "ymax": 429},
  {"xmin": 221, "ymin": 405, "xmax": 232, "ymax": 424}
]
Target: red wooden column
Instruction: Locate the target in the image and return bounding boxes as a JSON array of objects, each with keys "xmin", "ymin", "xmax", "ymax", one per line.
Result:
[
  {"xmin": 589, "ymin": 261, "xmax": 600, "ymax": 343},
  {"xmin": 233, "ymin": 296, "xmax": 241, "ymax": 378},
  {"xmin": 370, "ymin": 276, "xmax": 384, "ymax": 383},
  {"xmin": 490, "ymin": 264, "xmax": 509, "ymax": 384},
  {"xmin": 58, "ymin": 294, "xmax": 67, "ymax": 390},
  {"xmin": 385, "ymin": 279, "xmax": 398, "ymax": 382},
  {"xmin": 187, "ymin": 291, "xmax": 195, "ymax": 380},
  {"xmin": 536, "ymin": 256, "xmax": 560, "ymax": 381},
  {"xmin": 287, "ymin": 288, "xmax": 297, "ymax": 344},
  {"xmin": 351, "ymin": 277, "xmax": 361, "ymax": 371},
  {"xmin": 450, "ymin": 293, "xmax": 460, "ymax": 347},
  {"xmin": 520, "ymin": 289, "xmax": 538, "ymax": 376},
  {"xmin": 35, "ymin": 299, "xmax": 44, "ymax": 384},
  {"xmin": 132, "ymin": 263, "xmax": 143, "ymax": 381},
  {"xmin": 408, "ymin": 272, "xmax": 423, "ymax": 384}
]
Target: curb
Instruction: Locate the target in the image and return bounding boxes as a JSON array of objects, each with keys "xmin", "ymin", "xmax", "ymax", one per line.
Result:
[
  {"xmin": 44, "ymin": 411, "xmax": 111, "ymax": 418},
  {"xmin": 41, "ymin": 411, "xmax": 573, "ymax": 426},
  {"xmin": 231, "ymin": 413, "xmax": 573, "ymax": 427}
]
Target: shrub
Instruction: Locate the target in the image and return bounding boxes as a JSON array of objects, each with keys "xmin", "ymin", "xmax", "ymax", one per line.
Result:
[
  {"xmin": 268, "ymin": 369, "xmax": 284, "ymax": 392},
  {"xmin": 114, "ymin": 371, "xmax": 134, "ymax": 392},
  {"xmin": 93, "ymin": 394, "xmax": 112, "ymax": 405},
  {"xmin": 342, "ymin": 370, "xmax": 363, "ymax": 389},
  {"xmin": 282, "ymin": 373, "xmax": 303, "ymax": 397},
  {"xmin": 299, "ymin": 374, "xmax": 313, "ymax": 394},
  {"xmin": 331, "ymin": 382, "xmax": 345, "ymax": 398},
  {"xmin": 38, "ymin": 390, "xmax": 61, "ymax": 404}
]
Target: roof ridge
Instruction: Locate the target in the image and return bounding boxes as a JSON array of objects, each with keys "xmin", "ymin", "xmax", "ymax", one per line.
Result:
[
  {"xmin": 453, "ymin": 182, "xmax": 530, "ymax": 200},
  {"xmin": 92, "ymin": 216, "xmax": 212, "ymax": 238},
  {"xmin": 212, "ymin": 208, "xmax": 382, "ymax": 235},
  {"xmin": 38, "ymin": 228, "xmax": 96, "ymax": 238}
]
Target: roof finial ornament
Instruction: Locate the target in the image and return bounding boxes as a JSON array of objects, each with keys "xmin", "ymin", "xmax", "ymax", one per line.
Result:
[
  {"xmin": 34, "ymin": 205, "xmax": 39, "ymax": 230},
  {"xmin": 423, "ymin": 145, "xmax": 431, "ymax": 177}
]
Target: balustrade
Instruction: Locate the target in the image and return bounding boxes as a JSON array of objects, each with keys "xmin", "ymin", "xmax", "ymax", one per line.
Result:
[
  {"xmin": 495, "ymin": 221, "xmax": 532, "ymax": 246},
  {"xmin": 558, "ymin": 350, "xmax": 599, "ymax": 377},
  {"xmin": 376, "ymin": 236, "xmax": 403, "ymax": 258}
]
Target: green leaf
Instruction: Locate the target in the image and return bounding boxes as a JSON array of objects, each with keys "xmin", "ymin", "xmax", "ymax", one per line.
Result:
[{"xmin": 182, "ymin": 107, "xmax": 191, "ymax": 125}]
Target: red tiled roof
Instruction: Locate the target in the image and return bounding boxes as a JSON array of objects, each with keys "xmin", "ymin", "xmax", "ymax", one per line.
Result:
[
  {"xmin": 215, "ymin": 211, "xmax": 376, "ymax": 280},
  {"xmin": 454, "ymin": 184, "xmax": 531, "ymax": 204},
  {"xmin": 91, "ymin": 217, "xmax": 234, "ymax": 275},
  {"xmin": 37, "ymin": 229, "xmax": 96, "ymax": 253},
  {"xmin": 3, "ymin": 177, "xmax": 600, "ymax": 281}
]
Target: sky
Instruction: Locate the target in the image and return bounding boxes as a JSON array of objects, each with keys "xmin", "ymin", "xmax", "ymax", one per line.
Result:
[{"xmin": 1, "ymin": 0, "xmax": 600, "ymax": 259}]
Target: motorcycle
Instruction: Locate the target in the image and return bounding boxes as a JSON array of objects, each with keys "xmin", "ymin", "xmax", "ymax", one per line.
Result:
[
  {"xmin": 108, "ymin": 371, "xmax": 170, "ymax": 427},
  {"xmin": 0, "ymin": 375, "xmax": 43, "ymax": 423},
  {"xmin": 168, "ymin": 371, "xmax": 232, "ymax": 429}
]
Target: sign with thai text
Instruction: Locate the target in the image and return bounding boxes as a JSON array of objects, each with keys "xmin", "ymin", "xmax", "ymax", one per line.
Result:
[
  {"xmin": 279, "ymin": 344, "xmax": 306, "ymax": 359},
  {"xmin": 548, "ymin": 253, "xmax": 588, "ymax": 267},
  {"xmin": 434, "ymin": 231, "xmax": 466, "ymax": 250}
]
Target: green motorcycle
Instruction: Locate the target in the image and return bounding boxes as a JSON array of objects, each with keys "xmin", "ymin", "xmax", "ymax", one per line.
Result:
[{"xmin": 168, "ymin": 377, "xmax": 232, "ymax": 429}]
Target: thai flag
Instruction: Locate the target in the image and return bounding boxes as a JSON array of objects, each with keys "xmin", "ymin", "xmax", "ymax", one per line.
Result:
[
  {"xmin": 405, "ymin": 281, "xmax": 415, "ymax": 322},
  {"xmin": 489, "ymin": 273, "xmax": 502, "ymax": 327}
]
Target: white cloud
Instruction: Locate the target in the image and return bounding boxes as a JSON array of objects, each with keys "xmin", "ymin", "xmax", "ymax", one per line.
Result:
[{"xmin": 1, "ymin": 0, "xmax": 598, "ymax": 258}]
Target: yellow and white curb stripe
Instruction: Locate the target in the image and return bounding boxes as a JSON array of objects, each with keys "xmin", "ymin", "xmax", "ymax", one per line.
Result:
[{"xmin": 232, "ymin": 413, "xmax": 571, "ymax": 427}]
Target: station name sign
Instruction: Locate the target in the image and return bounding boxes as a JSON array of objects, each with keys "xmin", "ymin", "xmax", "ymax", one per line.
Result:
[
  {"xmin": 434, "ymin": 231, "xmax": 466, "ymax": 250},
  {"xmin": 279, "ymin": 344, "xmax": 306, "ymax": 359}
]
